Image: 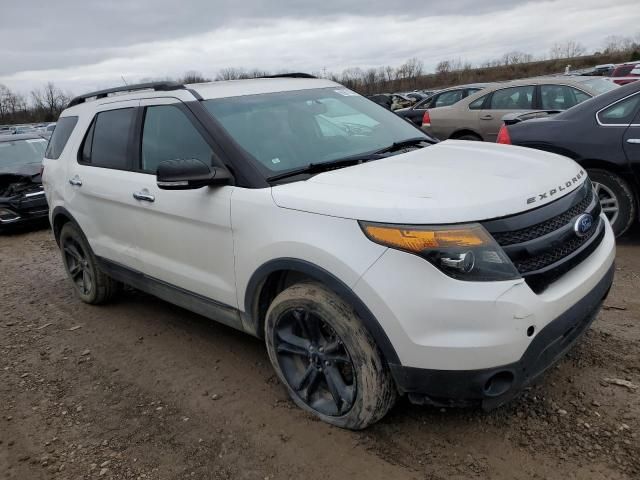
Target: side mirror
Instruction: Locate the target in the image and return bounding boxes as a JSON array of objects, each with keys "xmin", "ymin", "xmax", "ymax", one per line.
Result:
[{"xmin": 156, "ymin": 159, "xmax": 232, "ymax": 190}]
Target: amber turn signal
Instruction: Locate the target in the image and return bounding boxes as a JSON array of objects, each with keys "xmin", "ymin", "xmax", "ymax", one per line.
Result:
[{"xmin": 361, "ymin": 223, "xmax": 492, "ymax": 253}]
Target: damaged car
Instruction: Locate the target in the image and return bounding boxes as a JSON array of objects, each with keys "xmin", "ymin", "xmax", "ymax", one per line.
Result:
[{"xmin": 0, "ymin": 134, "xmax": 49, "ymax": 230}]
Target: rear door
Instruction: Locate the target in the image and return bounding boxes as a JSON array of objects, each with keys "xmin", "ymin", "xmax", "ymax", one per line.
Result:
[
  {"xmin": 129, "ymin": 97, "xmax": 237, "ymax": 308},
  {"xmin": 477, "ymin": 85, "xmax": 535, "ymax": 141},
  {"xmin": 621, "ymin": 94, "xmax": 640, "ymax": 178},
  {"xmin": 65, "ymin": 100, "xmax": 143, "ymax": 269}
]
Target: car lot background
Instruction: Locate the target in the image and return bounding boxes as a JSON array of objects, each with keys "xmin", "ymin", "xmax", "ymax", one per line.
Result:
[{"xmin": 1, "ymin": 225, "xmax": 638, "ymax": 480}]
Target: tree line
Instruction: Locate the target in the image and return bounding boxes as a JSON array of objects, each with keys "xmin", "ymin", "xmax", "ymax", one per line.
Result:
[{"xmin": 2, "ymin": 35, "xmax": 639, "ymax": 125}]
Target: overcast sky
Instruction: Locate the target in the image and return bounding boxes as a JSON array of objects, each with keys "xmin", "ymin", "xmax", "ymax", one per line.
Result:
[{"xmin": 0, "ymin": 0, "xmax": 638, "ymax": 95}]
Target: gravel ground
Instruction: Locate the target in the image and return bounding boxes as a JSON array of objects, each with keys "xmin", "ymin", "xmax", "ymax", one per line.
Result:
[{"xmin": 0, "ymin": 226, "xmax": 638, "ymax": 480}]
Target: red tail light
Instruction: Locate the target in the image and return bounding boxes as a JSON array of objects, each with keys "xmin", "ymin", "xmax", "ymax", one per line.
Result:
[
  {"xmin": 497, "ymin": 125, "xmax": 511, "ymax": 144},
  {"xmin": 422, "ymin": 110, "xmax": 431, "ymax": 127}
]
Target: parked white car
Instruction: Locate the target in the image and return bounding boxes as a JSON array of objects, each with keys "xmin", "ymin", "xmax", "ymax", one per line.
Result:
[{"xmin": 43, "ymin": 76, "xmax": 615, "ymax": 429}]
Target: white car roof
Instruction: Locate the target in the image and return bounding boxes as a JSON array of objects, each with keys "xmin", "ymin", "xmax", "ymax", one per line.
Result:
[
  {"xmin": 62, "ymin": 78, "xmax": 342, "ymax": 117},
  {"xmin": 189, "ymin": 78, "xmax": 340, "ymax": 100}
]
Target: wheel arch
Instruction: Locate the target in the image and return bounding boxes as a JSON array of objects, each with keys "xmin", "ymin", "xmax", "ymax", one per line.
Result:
[
  {"xmin": 450, "ymin": 129, "xmax": 483, "ymax": 140},
  {"xmin": 51, "ymin": 206, "xmax": 81, "ymax": 246},
  {"xmin": 583, "ymin": 162, "xmax": 640, "ymax": 220},
  {"xmin": 244, "ymin": 258, "xmax": 401, "ymax": 366}
]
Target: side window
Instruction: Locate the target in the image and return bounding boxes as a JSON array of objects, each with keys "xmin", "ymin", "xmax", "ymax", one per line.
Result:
[
  {"xmin": 572, "ymin": 88, "xmax": 591, "ymax": 105},
  {"xmin": 45, "ymin": 116, "xmax": 78, "ymax": 159},
  {"xmin": 540, "ymin": 85, "xmax": 591, "ymax": 110},
  {"xmin": 435, "ymin": 90, "xmax": 464, "ymax": 108},
  {"xmin": 80, "ymin": 108, "xmax": 134, "ymax": 169},
  {"xmin": 597, "ymin": 94, "xmax": 640, "ymax": 125},
  {"xmin": 141, "ymin": 105, "xmax": 214, "ymax": 173},
  {"xmin": 465, "ymin": 88, "xmax": 482, "ymax": 97},
  {"xmin": 469, "ymin": 95, "xmax": 487, "ymax": 110},
  {"xmin": 489, "ymin": 86, "xmax": 534, "ymax": 110}
]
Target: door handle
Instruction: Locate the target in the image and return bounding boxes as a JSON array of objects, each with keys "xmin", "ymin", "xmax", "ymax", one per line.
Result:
[
  {"xmin": 627, "ymin": 138, "xmax": 640, "ymax": 144},
  {"xmin": 68, "ymin": 176, "xmax": 82, "ymax": 187},
  {"xmin": 480, "ymin": 114, "xmax": 493, "ymax": 120},
  {"xmin": 133, "ymin": 189, "xmax": 155, "ymax": 202}
]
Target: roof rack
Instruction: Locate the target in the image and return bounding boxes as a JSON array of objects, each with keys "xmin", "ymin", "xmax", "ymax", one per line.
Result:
[
  {"xmin": 67, "ymin": 81, "xmax": 187, "ymax": 108},
  {"xmin": 260, "ymin": 73, "xmax": 317, "ymax": 79}
]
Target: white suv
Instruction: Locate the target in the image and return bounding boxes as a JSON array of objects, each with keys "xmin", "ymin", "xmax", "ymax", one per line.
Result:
[{"xmin": 43, "ymin": 76, "xmax": 615, "ymax": 429}]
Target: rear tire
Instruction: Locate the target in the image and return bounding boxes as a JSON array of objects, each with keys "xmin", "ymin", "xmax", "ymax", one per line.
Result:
[
  {"xmin": 59, "ymin": 223, "xmax": 119, "ymax": 304},
  {"xmin": 265, "ymin": 282, "xmax": 396, "ymax": 429},
  {"xmin": 455, "ymin": 133, "xmax": 482, "ymax": 141},
  {"xmin": 588, "ymin": 169, "xmax": 636, "ymax": 237}
]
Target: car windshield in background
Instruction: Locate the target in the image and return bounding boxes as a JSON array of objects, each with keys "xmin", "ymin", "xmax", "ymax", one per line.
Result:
[
  {"xmin": 0, "ymin": 138, "xmax": 47, "ymax": 171},
  {"xmin": 203, "ymin": 87, "xmax": 429, "ymax": 176},
  {"xmin": 579, "ymin": 77, "xmax": 619, "ymax": 94}
]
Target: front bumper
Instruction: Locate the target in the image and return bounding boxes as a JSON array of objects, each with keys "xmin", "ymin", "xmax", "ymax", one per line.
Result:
[
  {"xmin": 0, "ymin": 195, "xmax": 49, "ymax": 230},
  {"xmin": 390, "ymin": 263, "xmax": 614, "ymax": 409}
]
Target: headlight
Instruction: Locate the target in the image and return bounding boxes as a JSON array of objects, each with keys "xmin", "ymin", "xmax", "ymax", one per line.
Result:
[{"xmin": 359, "ymin": 221, "xmax": 520, "ymax": 281}]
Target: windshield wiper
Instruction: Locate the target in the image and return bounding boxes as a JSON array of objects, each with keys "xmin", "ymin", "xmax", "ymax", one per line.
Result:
[
  {"xmin": 375, "ymin": 137, "xmax": 431, "ymax": 154},
  {"xmin": 267, "ymin": 158, "xmax": 369, "ymax": 182},
  {"xmin": 266, "ymin": 137, "xmax": 431, "ymax": 183}
]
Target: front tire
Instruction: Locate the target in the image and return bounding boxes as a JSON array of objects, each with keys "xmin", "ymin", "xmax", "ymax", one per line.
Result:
[
  {"xmin": 588, "ymin": 169, "xmax": 636, "ymax": 237},
  {"xmin": 59, "ymin": 223, "xmax": 119, "ymax": 304},
  {"xmin": 265, "ymin": 282, "xmax": 396, "ymax": 429}
]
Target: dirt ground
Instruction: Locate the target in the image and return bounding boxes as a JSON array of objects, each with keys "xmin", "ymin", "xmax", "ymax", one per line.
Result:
[{"xmin": 0, "ymin": 225, "xmax": 638, "ymax": 480}]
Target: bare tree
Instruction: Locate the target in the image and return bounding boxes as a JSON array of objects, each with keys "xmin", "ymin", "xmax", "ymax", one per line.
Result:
[
  {"xmin": 31, "ymin": 82, "xmax": 69, "ymax": 121},
  {"xmin": 181, "ymin": 70, "xmax": 211, "ymax": 83},
  {"xmin": 215, "ymin": 67, "xmax": 245, "ymax": 81},
  {"xmin": 549, "ymin": 40, "xmax": 586, "ymax": 59},
  {"xmin": 602, "ymin": 35, "xmax": 635, "ymax": 54},
  {"xmin": 502, "ymin": 51, "xmax": 534, "ymax": 65}
]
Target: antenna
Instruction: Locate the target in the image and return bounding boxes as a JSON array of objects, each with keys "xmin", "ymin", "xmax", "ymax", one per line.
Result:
[{"xmin": 121, "ymin": 76, "xmax": 128, "ymax": 86}]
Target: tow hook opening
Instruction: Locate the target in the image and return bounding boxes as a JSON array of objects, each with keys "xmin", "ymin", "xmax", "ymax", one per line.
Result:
[{"xmin": 483, "ymin": 371, "xmax": 515, "ymax": 397}]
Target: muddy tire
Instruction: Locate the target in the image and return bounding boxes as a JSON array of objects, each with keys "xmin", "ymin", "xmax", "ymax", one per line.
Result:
[
  {"xmin": 59, "ymin": 223, "xmax": 119, "ymax": 304},
  {"xmin": 265, "ymin": 282, "xmax": 396, "ymax": 430},
  {"xmin": 588, "ymin": 169, "xmax": 636, "ymax": 237}
]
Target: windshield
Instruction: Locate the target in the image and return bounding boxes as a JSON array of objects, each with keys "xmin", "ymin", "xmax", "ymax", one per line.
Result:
[
  {"xmin": 0, "ymin": 138, "xmax": 47, "ymax": 171},
  {"xmin": 579, "ymin": 77, "xmax": 619, "ymax": 95},
  {"xmin": 203, "ymin": 87, "xmax": 430, "ymax": 176}
]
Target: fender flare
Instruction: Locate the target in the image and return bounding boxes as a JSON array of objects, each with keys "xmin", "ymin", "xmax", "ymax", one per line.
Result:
[
  {"xmin": 50, "ymin": 206, "xmax": 83, "ymax": 245},
  {"xmin": 244, "ymin": 258, "xmax": 401, "ymax": 365}
]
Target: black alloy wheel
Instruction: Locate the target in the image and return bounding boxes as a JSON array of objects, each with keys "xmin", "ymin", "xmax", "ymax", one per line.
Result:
[
  {"xmin": 63, "ymin": 237, "xmax": 94, "ymax": 296},
  {"xmin": 274, "ymin": 307, "xmax": 356, "ymax": 416}
]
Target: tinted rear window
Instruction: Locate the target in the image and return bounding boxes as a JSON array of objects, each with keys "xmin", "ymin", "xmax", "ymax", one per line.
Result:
[
  {"xmin": 82, "ymin": 108, "xmax": 134, "ymax": 169},
  {"xmin": 45, "ymin": 116, "xmax": 78, "ymax": 159}
]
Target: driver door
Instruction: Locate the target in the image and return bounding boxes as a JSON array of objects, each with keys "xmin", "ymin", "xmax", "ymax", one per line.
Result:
[{"xmin": 130, "ymin": 97, "xmax": 237, "ymax": 310}]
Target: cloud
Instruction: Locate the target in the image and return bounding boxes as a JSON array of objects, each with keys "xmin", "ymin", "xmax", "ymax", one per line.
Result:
[{"xmin": 0, "ymin": 0, "xmax": 638, "ymax": 95}]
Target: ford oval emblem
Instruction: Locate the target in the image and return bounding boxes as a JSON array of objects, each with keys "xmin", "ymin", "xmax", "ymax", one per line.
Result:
[{"xmin": 574, "ymin": 213, "xmax": 593, "ymax": 238}]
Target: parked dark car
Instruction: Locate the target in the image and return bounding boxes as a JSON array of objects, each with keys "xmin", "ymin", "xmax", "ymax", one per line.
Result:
[
  {"xmin": 0, "ymin": 134, "xmax": 49, "ymax": 230},
  {"xmin": 395, "ymin": 84, "xmax": 490, "ymax": 126},
  {"xmin": 497, "ymin": 81, "xmax": 640, "ymax": 237}
]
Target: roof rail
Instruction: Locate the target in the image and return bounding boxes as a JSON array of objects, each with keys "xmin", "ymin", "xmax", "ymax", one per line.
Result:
[
  {"xmin": 67, "ymin": 81, "xmax": 187, "ymax": 108},
  {"xmin": 260, "ymin": 73, "xmax": 317, "ymax": 79}
]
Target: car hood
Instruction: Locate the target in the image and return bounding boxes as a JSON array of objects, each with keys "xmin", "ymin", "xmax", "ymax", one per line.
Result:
[
  {"xmin": 271, "ymin": 140, "xmax": 587, "ymax": 224},
  {"xmin": 0, "ymin": 162, "xmax": 42, "ymax": 177}
]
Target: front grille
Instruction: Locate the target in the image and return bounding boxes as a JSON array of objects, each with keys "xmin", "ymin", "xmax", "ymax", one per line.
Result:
[
  {"xmin": 483, "ymin": 182, "xmax": 604, "ymax": 293},
  {"xmin": 493, "ymin": 187, "xmax": 593, "ymax": 246},
  {"xmin": 513, "ymin": 224, "xmax": 597, "ymax": 274}
]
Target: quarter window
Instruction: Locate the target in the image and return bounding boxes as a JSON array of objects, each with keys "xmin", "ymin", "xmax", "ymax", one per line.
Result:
[
  {"xmin": 80, "ymin": 108, "xmax": 134, "ymax": 169},
  {"xmin": 469, "ymin": 95, "xmax": 487, "ymax": 110},
  {"xmin": 489, "ymin": 86, "xmax": 534, "ymax": 110},
  {"xmin": 597, "ymin": 94, "xmax": 640, "ymax": 125},
  {"xmin": 141, "ymin": 105, "xmax": 214, "ymax": 173},
  {"xmin": 540, "ymin": 85, "xmax": 590, "ymax": 110},
  {"xmin": 45, "ymin": 116, "xmax": 78, "ymax": 159},
  {"xmin": 434, "ymin": 90, "xmax": 464, "ymax": 108}
]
